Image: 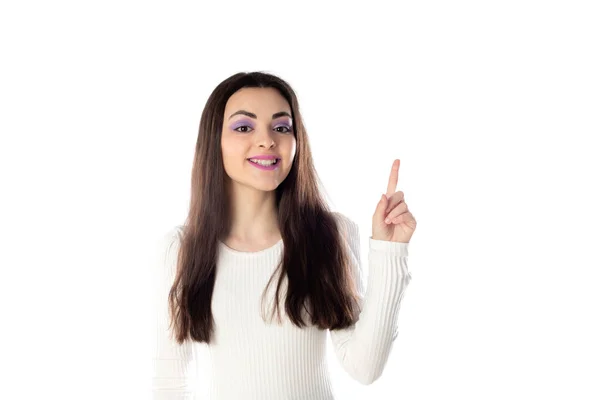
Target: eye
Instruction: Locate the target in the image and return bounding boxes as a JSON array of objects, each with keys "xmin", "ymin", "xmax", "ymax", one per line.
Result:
[
  {"xmin": 275, "ymin": 125, "xmax": 292, "ymax": 134},
  {"xmin": 234, "ymin": 125, "xmax": 253, "ymax": 133}
]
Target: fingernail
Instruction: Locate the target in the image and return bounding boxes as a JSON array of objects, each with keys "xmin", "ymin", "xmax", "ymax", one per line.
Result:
[{"xmin": 385, "ymin": 218, "xmax": 391, "ymax": 224}]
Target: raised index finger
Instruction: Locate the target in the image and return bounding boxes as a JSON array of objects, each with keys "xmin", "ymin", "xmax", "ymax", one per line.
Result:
[{"xmin": 386, "ymin": 159, "xmax": 400, "ymax": 198}]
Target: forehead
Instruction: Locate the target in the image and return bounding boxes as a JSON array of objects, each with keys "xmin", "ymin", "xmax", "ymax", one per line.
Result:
[{"xmin": 224, "ymin": 87, "xmax": 291, "ymax": 114}]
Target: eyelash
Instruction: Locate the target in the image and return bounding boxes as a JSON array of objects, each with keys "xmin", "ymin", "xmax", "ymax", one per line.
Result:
[{"xmin": 234, "ymin": 125, "xmax": 292, "ymax": 134}]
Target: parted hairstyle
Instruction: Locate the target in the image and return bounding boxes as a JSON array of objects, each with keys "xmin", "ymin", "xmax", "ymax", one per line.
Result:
[{"xmin": 168, "ymin": 71, "xmax": 362, "ymax": 344}]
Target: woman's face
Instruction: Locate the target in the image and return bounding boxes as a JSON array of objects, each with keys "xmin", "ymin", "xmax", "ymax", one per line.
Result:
[{"xmin": 221, "ymin": 87, "xmax": 297, "ymax": 192}]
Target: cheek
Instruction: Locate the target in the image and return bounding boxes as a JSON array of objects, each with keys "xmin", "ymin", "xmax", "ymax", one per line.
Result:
[
  {"xmin": 220, "ymin": 136, "xmax": 246, "ymax": 166},
  {"xmin": 221, "ymin": 135, "xmax": 235, "ymax": 156},
  {"xmin": 283, "ymin": 139, "xmax": 297, "ymax": 162},
  {"xmin": 220, "ymin": 138, "xmax": 234, "ymax": 168}
]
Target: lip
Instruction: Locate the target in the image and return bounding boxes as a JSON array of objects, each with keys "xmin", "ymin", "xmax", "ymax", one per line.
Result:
[
  {"xmin": 247, "ymin": 155, "xmax": 280, "ymax": 160},
  {"xmin": 247, "ymin": 158, "xmax": 280, "ymax": 171}
]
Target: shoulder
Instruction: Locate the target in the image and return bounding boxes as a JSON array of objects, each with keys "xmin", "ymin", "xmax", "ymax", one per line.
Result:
[
  {"xmin": 330, "ymin": 212, "xmax": 360, "ymax": 244},
  {"xmin": 330, "ymin": 212, "xmax": 362, "ymax": 270},
  {"xmin": 155, "ymin": 225, "xmax": 185, "ymax": 264},
  {"xmin": 154, "ymin": 225, "xmax": 185, "ymax": 280},
  {"xmin": 158, "ymin": 225, "xmax": 184, "ymax": 247},
  {"xmin": 331, "ymin": 211, "xmax": 359, "ymax": 233}
]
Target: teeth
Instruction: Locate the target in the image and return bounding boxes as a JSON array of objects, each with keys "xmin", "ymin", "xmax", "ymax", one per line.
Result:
[{"xmin": 249, "ymin": 158, "xmax": 277, "ymax": 166}]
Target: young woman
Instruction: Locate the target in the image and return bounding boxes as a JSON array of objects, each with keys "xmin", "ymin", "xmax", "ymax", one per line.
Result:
[{"xmin": 152, "ymin": 71, "xmax": 417, "ymax": 399}]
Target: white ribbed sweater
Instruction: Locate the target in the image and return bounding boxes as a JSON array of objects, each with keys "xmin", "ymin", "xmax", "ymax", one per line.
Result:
[{"xmin": 152, "ymin": 212, "xmax": 412, "ymax": 399}]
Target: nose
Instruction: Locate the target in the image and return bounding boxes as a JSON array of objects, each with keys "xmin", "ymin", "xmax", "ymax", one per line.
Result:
[{"xmin": 255, "ymin": 126, "xmax": 276, "ymax": 149}]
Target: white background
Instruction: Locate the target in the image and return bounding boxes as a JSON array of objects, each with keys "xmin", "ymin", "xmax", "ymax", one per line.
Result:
[{"xmin": 1, "ymin": 0, "xmax": 599, "ymax": 399}]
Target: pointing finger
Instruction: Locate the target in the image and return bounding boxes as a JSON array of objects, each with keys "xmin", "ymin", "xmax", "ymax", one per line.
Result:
[{"xmin": 386, "ymin": 159, "xmax": 400, "ymax": 198}]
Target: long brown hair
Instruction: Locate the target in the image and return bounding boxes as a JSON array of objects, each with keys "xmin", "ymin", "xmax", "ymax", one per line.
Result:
[{"xmin": 168, "ymin": 71, "xmax": 362, "ymax": 344}]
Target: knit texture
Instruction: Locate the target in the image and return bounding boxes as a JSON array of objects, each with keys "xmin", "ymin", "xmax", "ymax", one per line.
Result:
[{"xmin": 152, "ymin": 212, "xmax": 412, "ymax": 399}]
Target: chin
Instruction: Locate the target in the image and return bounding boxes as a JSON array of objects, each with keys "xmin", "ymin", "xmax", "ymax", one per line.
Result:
[
  {"xmin": 253, "ymin": 182, "xmax": 281, "ymax": 192},
  {"xmin": 232, "ymin": 177, "xmax": 278, "ymax": 192}
]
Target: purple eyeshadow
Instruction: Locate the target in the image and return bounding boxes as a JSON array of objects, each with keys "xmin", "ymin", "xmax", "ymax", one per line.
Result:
[
  {"xmin": 230, "ymin": 119, "xmax": 293, "ymax": 131},
  {"xmin": 231, "ymin": 119, "xmax": 254, "ymax": 130}
]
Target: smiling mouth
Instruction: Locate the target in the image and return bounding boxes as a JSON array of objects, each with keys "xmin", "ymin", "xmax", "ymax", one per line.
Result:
[{"xmin": 247, "ymin": 158, "xmax": 280, "ymax": 166}]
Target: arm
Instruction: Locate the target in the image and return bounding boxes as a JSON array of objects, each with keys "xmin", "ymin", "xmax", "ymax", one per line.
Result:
[
  {"xmin": 152, "ymin": 227, "xmax": 196, "ymax": 399},
  {"xmin": 329, "ymin": 213, "xmax": 412, "ymax": 385}
]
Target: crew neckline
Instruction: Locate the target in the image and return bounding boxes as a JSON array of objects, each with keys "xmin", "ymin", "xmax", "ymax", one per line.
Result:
[{"xmin": 218, "ymin": 238, "xmax": 284, "ymax": 255}]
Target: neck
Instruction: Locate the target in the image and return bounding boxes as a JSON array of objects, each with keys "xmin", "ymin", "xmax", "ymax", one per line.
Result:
[{"xmin": 226, "ymin": 181, "xmax": 280, "ymax": 242}]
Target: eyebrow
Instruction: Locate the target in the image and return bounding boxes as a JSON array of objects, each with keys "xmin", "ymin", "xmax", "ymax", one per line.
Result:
[{"xmin": 228, "ymin": 110, "xmax": 292, "ymax": 120}]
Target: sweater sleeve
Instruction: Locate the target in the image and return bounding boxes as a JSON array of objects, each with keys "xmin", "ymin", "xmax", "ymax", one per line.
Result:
[
  {"xmin": 152, "ymin": 227, "xmax": 197, "ymax": 399},
  {"xmin": 329, "ymin": 213, "xmax": 412, "ymax": 385}
]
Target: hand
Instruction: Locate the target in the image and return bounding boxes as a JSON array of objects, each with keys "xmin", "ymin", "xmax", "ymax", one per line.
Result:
[{"xmin": 372, "ymin": 159, "xmax": 417, "ymax": 243}]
